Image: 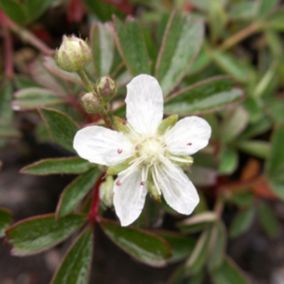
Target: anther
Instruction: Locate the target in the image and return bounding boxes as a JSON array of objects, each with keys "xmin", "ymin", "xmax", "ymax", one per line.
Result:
[
  {"xmin": 117, "ymin": 148, "xmax": 123, "ymax": 154},
  {"xmin": 116, "ymin": 180, "xmax": 122, "ymax": 186}
]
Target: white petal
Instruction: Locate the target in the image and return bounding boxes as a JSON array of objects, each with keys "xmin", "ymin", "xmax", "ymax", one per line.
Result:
[
  {"xmin": 153, "ymin": 159, "xmax": 199, "ymax": 215},
  {"xmin": 126, "ymin": 74, "xmax": 163, "ymax": 135},
  {"xmin": 73, "ymin": 126, "xmax": 133, "ymax": 166},
  {"xmin": 165, "ymin": 116, "xmax": 211, "ymax": 156},
  {"xmin": 113, "ymin": 167, "xmax": 147, "ymax": 226}
]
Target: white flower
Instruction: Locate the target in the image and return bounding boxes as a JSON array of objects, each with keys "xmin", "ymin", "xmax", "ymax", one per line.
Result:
[{"xmin": 73, "ymin": 74, "xmax": 211, "ymax": 226}]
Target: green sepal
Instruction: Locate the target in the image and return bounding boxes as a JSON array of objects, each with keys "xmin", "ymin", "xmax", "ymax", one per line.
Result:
[
  {"xmin": 113, "ymin": 116, "xmax": 130, "ymax": 134},
  {"xmin": 106, "ymin": 158, "xmax": 132, "ymax": 175},
  {"xmin": 148, "ymin": 177, "xmax": 161, "ymax": 201},
  {"xmin": 158, "ymin": 115, "xmax": 178, "ymax": 135}
]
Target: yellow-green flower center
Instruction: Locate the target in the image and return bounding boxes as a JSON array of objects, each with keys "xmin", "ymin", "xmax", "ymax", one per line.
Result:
[{"xmin": 138, "ymin": 137, "xmax": 164, "ymax": 164}]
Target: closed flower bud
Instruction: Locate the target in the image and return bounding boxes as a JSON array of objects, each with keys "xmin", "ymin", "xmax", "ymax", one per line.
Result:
[
  {"xmin": 99, "ymin": 176, "xmax": 114, "ymax": 207},
  {"xmin": 55, "ymin": 35, "xmax": 92, "ymax": 72},
  {"xmin": 81, "ymin": 92, "xmax": 100, "ymax": 113},
  {"xmin": 97, "ymin": 76, "xmax": 116, "ymax": 98}
]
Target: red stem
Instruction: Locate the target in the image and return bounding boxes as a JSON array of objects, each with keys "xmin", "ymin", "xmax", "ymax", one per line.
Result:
[
  {"xmin": 88, "ymin": 173, "xmax": 105, "ymax": 224},
  {"xmin": 2, "ymin": 13, "xmax": 53, "ymax": 56}
]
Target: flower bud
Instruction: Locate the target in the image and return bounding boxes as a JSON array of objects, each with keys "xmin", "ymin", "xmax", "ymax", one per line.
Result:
[
  {"xmin": 55, "ymin": 35, "xmax": 92, "ymax": 72},
  {"xmin": 97, "ymin": 76, "xmax": 116, "ymax": 98},
  {"xmin": 81, "ymin": 92, "xmax": 100, "ymax": 113},
  {"xmin": 99, "ymin": 176, "xmax": 114, "ymax": 207}
]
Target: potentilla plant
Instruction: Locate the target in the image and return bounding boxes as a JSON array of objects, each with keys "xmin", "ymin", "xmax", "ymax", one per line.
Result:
[{"xmin": 3, "ymin": 12, "xmax": 253, "ymax": 284}]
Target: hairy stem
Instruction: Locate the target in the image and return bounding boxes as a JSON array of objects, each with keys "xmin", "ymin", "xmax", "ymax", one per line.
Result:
[
  {"xmin": 219, "ymin": 22, "xmax": 262, "ymax": 51},
  {"xmin": 4, "ymin": 15, "xmax": 53, "ymax": 56}
]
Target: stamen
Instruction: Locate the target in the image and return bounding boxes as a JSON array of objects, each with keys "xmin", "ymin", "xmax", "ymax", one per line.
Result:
[
  {"xmin": 140, "ymin": 181, "xmax": 145, "ymax": 186},
  {"xmin": 187, "ymin": 142, "xmax": 192, "ymax": 146},
  {"xmin": 117, "ymin": 148, "xmax": 123, "ymax": 154}
]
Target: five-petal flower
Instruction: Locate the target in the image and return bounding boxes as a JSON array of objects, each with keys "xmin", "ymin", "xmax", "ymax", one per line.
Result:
[{"xmin": 73, "ymin": 74, "xmax": 211, "ymax": 226}]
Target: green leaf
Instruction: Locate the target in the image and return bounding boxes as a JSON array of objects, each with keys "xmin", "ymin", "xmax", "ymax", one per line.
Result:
[
  {"xmin": 229, "ymin": 208, "xmax": 255, "ymax": 238},
  {"xmin": 267, "ymin": 126, "xmax": 284, "ymax": 180},
  {"xmin": 40, "ymin": 108, "xmax": 78, "ymax": 152},
  {"xmin": 267, "ymin": 99, "xmax": 284, "ymax": 124},
  {"xmin": 189, "ymin": 47, "xmax": 212, "ymax": 75},
  {"xmin": 221, "ymin": 107, "xmax": 249, "ymax": 143},
  {"xmin": 113, "ymin": 17, "xmax": 151, "ymax": 75},
  {"xmin": 13, "ymin": 88, "xmax": 64, "ymax": 110},
  {"xmin": 0, "ymin": 81, "xmax": 13, "ymax": 125},
  {"xmin": 179, "ymin": 212, "xmax": 218, "ymax": 234},
  {"xmin": 237, "ymin": 140, "xmax": 271, "ymax": 159},
  {"xmin": 51, "ymin": 227, "xmax": 93, "ymax": 284},
  {"xmin": 168, "ymin": 266, "xmax": 204, "ymax": 284},
  {"xmin": 156, "ymin": 12, "xmax": 204, "ymax": 95},
  {"xmin": 228, "ymin": 1, "xmax": 260, "ymax": 20},
  {"xmin": 0, "ymin": 208, "xmax": 12, "ymax": 237},
  {"xmin": 258, "ymin": 0, "xmax": 279, "ymax": 17},
  {"xmin": 56, "ymin": 169, "xmax": 98, "ymax": 218},
  {"xmin": 239, "ymin": 116, "xmax": 272, "ymax": 140},
  {"xmin": 189, "ymin": 0, "xmax": 211, "ymax": 12},
  {"xmin": 258, "ymin": 202, "xmax": 279, "ymax": 238},
  {"xmin": 229, "ymin": 191, "xmax": 254, "ymax": 208},
  {"xmin": 21, "ymin": 157, "xmax": 92, "ymax": 176},
  {"xmin": 210, "ymin": 50, "xmax": 254, "ymax": 83},
  {"xmin": 14, "ymin": 75, "xmax": 40, "ymax": 89},
  {"xmin": 264, "ymin": 8, "xmax": 284, "ymax": 30},
  {"xmin": 208, "ymin": 222, "xmax": 227, "ymax": 271},
  {"xmin": 165, "ymin": 77, "xmax": 244, "ymax": 115},
  {"xmin": 0, "ymin": 0, "xmax": 55, "ymax": 25},
  {"xmin": 254, "ymin": 65, "xmax": 277, "ymax": 98},
  {"xmin": 185, "ymin": 229, "xmax": 210, "ymax": 274},
  {"xmin": 84, "ymin": 0, "xmax": 124, "ymax": 21},
  {"xmin": 269, "ymin": 182, "xmax": 284, "ymax": 199},
  {"xmin": 91, "ymin": 22, "xmax": 114, "ymax": 77},
  {"xmin": 211, "ymin": 257, "xmax": 248, "ymax": 284},
  {"xmin": 158, "ymin": 231, "xmax": 195, "ymax": 264},
  {"xmin": 6, "ymin": 214, "xmax": 85, "ymax": 256},
  {"xmin": 219, "ymin": 148, "xmax": 238, "ymax": 175},
  {"xmin": 100, "ymin": 220, "xmax": 171, "ymax": 267},
  {"xmin": 208, "ymin": 0, "xmax": 227, "ymax": 42}
]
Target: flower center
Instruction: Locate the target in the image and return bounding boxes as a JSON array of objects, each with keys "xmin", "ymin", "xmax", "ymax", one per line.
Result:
[{"xmin": 138, "ymin": 137, "xmax": 164, "ymax": 164}]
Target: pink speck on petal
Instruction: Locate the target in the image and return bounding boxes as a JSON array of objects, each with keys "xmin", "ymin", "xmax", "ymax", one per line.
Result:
[
  {"xmin": 116, "ymin": 180, "xmax": 122, "ymax": 186},
  {"xmin": 117, "ymin": 148, "xmax": 123, "ymax": 154}
]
